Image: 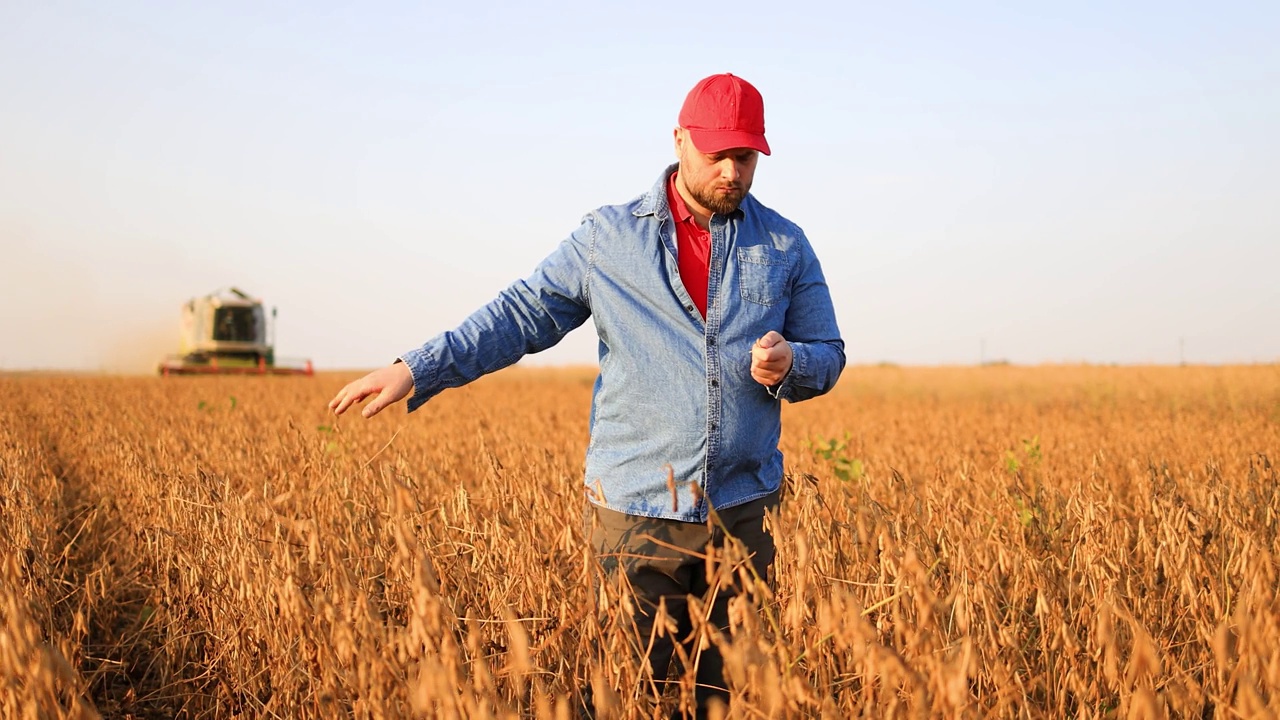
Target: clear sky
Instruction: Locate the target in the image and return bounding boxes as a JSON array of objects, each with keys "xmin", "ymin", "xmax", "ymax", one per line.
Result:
[{"xmin": 2, "ymin": 1, "xmax": 1277, "ymax": 372}]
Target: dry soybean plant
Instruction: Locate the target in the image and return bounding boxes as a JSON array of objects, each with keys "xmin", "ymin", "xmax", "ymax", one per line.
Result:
[{"xmin": 1, "ymin": 364, "xmax": 1277, "ymax": 718}]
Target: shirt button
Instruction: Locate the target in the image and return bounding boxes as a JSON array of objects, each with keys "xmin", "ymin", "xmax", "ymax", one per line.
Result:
[
  {"xmin": 685, "ymin": 305, "xmax": 695, "ymax": 312},
  {"xmin": 710, "ymin": 379, "xmax": 719, "ymax": 387}
]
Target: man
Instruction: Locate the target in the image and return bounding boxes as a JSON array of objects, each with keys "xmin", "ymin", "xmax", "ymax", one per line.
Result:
[{"xmin": 329, "ymin": 73, "xmax": 845, "ymax": 717}]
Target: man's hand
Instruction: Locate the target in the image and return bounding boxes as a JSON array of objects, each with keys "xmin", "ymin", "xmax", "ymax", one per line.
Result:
[
  {"xmin": 750, "ymin": 331, "xmax": 793, "ymax": 388},
  {"xmin": 329, "ymin": 362, "xmax": 414, "ymax": 418}
]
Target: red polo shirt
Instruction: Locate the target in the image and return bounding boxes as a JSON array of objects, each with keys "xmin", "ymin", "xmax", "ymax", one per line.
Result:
[{"xmin": 667, "ymin": 172, "xmax": 711, "ymax": 318}]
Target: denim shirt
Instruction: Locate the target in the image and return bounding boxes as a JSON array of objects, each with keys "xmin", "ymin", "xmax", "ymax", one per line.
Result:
[{"xmin": 401, "ymin": 164, "xmax": 845, "ymax": 521}]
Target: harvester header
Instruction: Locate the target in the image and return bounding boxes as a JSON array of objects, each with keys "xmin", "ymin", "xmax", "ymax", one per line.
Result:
[{"xmin": 158, "ymin": 287, "xmax": 313, "ymax": 376}]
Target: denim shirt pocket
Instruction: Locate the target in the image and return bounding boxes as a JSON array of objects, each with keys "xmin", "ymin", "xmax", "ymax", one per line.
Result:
[{"xmin": 736, "ymin": 245, "xmax": 790, "ymax": 306}]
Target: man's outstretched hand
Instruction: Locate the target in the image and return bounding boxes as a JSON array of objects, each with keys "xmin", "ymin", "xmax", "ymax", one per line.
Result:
[
  {"xmin": 329, "ymin": 362, "xmax": 414, "ymax": 418},
  {"xmin": 750, "ymin": 331, "xmax": 793, "ymax": 388}
]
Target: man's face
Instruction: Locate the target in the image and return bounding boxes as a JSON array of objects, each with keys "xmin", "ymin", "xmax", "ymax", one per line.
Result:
[{"xmin": 673, "ymin": 128, "xmax": 759, "ymax": 217}]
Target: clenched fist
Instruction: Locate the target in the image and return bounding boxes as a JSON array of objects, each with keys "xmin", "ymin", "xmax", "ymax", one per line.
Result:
[{"xmin": 750, "ymin": 331, "xmax": 793, "ymax": 387}]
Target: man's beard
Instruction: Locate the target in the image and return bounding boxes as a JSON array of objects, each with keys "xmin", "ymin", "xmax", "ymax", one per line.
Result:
[
  {"xmin": 690, "ymin": 182, "xmax": 747, "ymax": 215},
  {"xmin": 680, "ymin": 160, "xmax": 750, "ymax": 215}
]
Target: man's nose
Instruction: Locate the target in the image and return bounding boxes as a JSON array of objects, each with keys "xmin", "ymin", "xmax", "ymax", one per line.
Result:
[{"xmin": 719, "ymin": 159, "xmax": 740, "ymax": 181}]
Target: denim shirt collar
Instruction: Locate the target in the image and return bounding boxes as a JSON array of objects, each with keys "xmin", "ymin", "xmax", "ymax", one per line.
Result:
[{"xmin": 633, "ymin": 163, "xmax": 748, "ymax": 223}]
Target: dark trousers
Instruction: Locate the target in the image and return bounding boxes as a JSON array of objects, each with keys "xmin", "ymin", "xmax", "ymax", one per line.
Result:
[{"xmin": 584, "ymin": 491, "xmax": 779, "ymax": 718}]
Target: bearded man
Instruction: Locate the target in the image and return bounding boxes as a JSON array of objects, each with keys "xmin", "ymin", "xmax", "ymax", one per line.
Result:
[{"xmin": 330, "ymin": 73, "xmax": 845, "ymax": 718}]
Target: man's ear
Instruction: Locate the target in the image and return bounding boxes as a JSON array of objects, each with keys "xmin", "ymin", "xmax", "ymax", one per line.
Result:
[{"xmin": 673, "ymin": 127, "xmax": 684, "ymax": 159}]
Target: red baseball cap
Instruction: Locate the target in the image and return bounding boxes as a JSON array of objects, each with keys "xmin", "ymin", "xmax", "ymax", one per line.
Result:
[{"xmin": 678, "ymin": 73, "xmax": 771, "ymax": 156}]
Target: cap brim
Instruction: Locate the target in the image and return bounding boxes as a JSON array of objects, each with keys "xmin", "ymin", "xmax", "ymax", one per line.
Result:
[{"xmin": 688, "ymin": 129, "xmax": 771, "ymax": 156}]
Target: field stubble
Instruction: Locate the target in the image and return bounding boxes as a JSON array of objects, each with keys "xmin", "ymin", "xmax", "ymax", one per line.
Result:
[{"xmin": 1, "ymin": 364, "xmax": 1278, "ymax": 718}]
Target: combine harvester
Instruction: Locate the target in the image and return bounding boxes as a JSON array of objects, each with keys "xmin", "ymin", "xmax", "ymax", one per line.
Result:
[{"xmin": 158, "ymin": 288, "xmax": 314, "ymax": 377}]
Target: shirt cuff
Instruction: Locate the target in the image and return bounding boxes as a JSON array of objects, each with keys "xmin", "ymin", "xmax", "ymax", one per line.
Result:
[{"xmin": 398, "ymin": 345, "xmax": 437, "ymax": 412}]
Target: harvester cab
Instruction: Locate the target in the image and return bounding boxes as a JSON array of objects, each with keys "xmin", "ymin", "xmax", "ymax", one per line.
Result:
[{"xmin": 158, "ymin": 288, "xmax": 313, "ymax": 376}]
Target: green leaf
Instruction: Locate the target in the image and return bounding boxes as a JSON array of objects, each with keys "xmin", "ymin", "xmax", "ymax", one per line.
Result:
[{"xmin": 1004, "ymin": 451, "xmax": 1021, "ymax": 474}]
